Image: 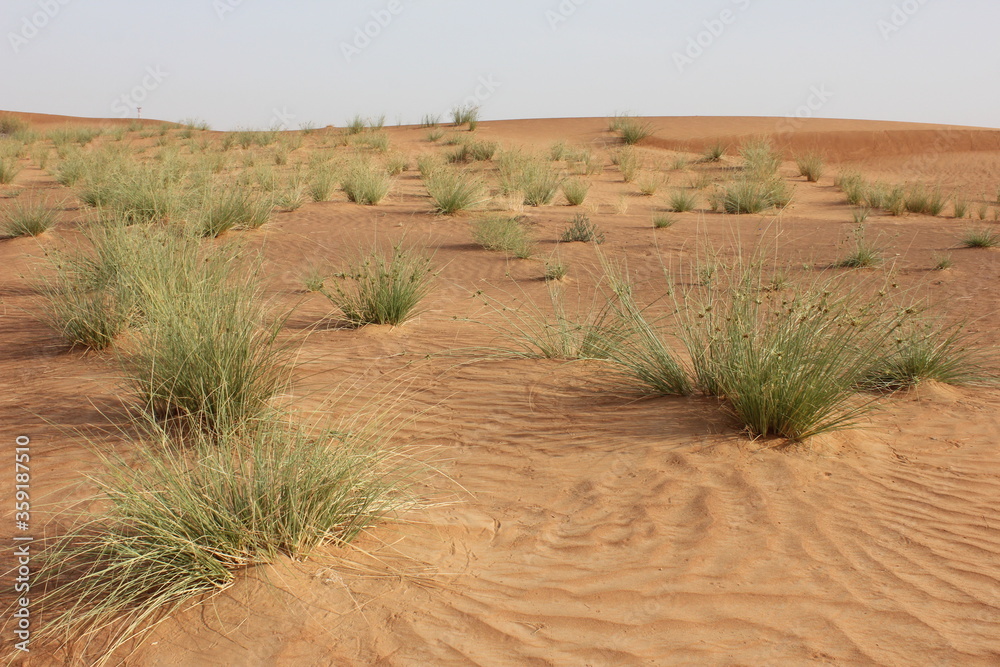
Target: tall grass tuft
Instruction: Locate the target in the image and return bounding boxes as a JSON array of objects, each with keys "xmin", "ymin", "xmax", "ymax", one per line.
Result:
[
  {"xmin": 424, "ymin": 168, "xmax": 486, "ymax": 215},
  {"xmin": 471, "ymin": 215, "xmax": 535, "ymax": 258},
  {"xmin": 740, "ymin": 137, "xmax": 782, "ymax": 179},
  {"xmin": 961, "ymin": 227, "xmax": 999, "ymax": 248},
  {"xmin": 196, "ymin": 185, "xmax": 272, "ymax": 237},
  {"xmin": 3, "ymin": 199, "xmax": 57, "ymax": 237},
  {"xmin": 321, "ymin": 244, "xmax": 435, "ymax": 326},
  {"xmin": 861, "ymin": 321, "xmax": 993, "ymax": 391},
  {"xmin": 795, "ymin": 152, "xmax": 825, "ymax": 182},
  {"xmin": 677, "ymin": 266, "xmax": 900, "ymax": 439},
  {"xmin": 33, "ymin": 417, "xmax": 409, "ymax": 661},
  {"xmin": 341, "ymin": 161, "xmax": 393, "ymax": 205},
  {"xmin": 119, "ymin": 242, "xmax": 291, "ymax": 433},
  {"xmin": 562, "ymin": 178, "xmax": 590, "ymax": 206},
  {"xmin": 0, "ymin": 157, "xmax": 22, "ymax": 184},
  {"xmin": 720, "ymin": 177, "xmax": 790, "ymax": 214},
  {"xmin": 669, "ymin": 189, "xmax": 698, "ymax": 213}
]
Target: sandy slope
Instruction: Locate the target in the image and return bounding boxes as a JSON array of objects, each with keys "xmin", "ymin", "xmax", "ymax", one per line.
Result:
[{"xmin": 1, "ymin": 114, "xmax": 998, "ymax": 666}]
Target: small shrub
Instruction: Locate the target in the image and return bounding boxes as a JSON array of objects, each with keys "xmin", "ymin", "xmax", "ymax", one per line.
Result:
[
  {"xmin": 346, "ymin": 114, "xmax": 367, "ymax": 135},
  {"xmin": 425, "ymin": 129, "xmax": 444, "ymax": 142},
  {"xmin": 544, "ymin": 261, "xmax": 568, "ymax": 281},
  {"xmin": 471, "ymin": 215, "xmax": 535, "ymax": 258},
  {"xmin": 321, "ymin": 244, "xmax": 435, "ymax": 326},
  {"xmin": 561, "ymin": 213, "xmax": 605, "ymax": 244}
]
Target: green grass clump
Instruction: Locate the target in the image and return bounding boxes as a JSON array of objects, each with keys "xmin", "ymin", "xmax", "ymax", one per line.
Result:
[
  {"xmin": 320, "ymin": 244, "xmax": 435, "ymax": 326},
  {"xmin": 3, "ymin": 199, "xmax": 56, "ymax": 237},
  {"xmin": 471, "ymin": 215, "xmax": 535, "ymax": 258},
  {"xmin": 544, "ymin": 260, "xmax": 569, "ymax": 281},
  {"xmin": 860, "ymin": 322, "xmax": 993, "ymax": 391},
  {"xmin": 424, "ymin": 168, "xmax": 486, "ymax": 215},
  {"xmin": 905, "ymin": 186, "xmax": 946, "ymax": 216},
  {"xmin": 0, "ymin": 115, "xmax": 30, "ymax": 136},
  {"xmin": 345, "ymin": 114, "xmax": 367, "ymax": 135},
  {"xmin": 610, "ymin": 115, "xmax": 653, "ymax": 145},
  {"xmin": 703, "ymin": 142, "xmax": 726, "ymax": 162},
  {"xmin": 420, "ymin": 113, "xmax": 440, "ymax": 128},
  {"xmin": 740, "ymin": 138, "xmax": 782, "ymax": 178},
  {"xmin": 0, "ymin": 157, "xmax": 21, "ymax": 184},
  {"xmin": 961, "ymin": 227, "xmax": 999, "ymax": 248},
  {"xmin": 518, "ymin": 160, "xmax": 562, "ymax": 206},
  {"xmin": 308, "ymin": 166, "xmax": 338, "ymax": 202},
  {"xmin": 795, "ymin": 152, "xmax": 825, "ymax": 182},
  {"xmin": 952, "ymin": 197, "xmax": 969, "ymax": 219},
  {"xmin": 669, "ymin": 189, "xmax": 698, "ymax": 212},
  {"xmin": 473, "ymin": 282, "xmax": 626, "ymax": 361},
  {"xmin": 451, "ymin": 106, "xmax": 480, "ymax": 128},
  {"xmin": 653, "ymin": 214, "xmax": 678, "ymax": 229},
  {"xmin": 836, "ymin": 226, "xmax": 882, "ymax": 268},
  {"xmin": 611, "ymin": 147, "xmax": 641, "ymax": 182},
  {"xmin": 425, "ymin": 129, "xmax": 444, "ymax": 142},
  {"xmin": 677, "ymin": 267, "xmax": 899, "ymax": 439},
  {"xmin": 196, "ymin": 186, "xmax": 273, "ymax": 237},
  {"xmin": 341, "ymin": 161, "xmax": 393, "ymax": 205},
  {"xmin": 720, "ymin": 177, "xmax": 790, "ymax": 214},
  {"xmin": 385, "ymin": 153, "xmax": 408, "ymax": 175},
  {"xmin": 561, "ymin": 178, "xmax": 590, "ymax": 206},
  {"xmin": 34, "ymin": 417, "xmax": 407, "ymax": 660},
  {"xmin": 561, "ymin": 213, "xmax": 605, "ymax": 244}
]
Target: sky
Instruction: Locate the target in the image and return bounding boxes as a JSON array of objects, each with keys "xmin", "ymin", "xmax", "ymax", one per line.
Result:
[{"xmin": 2, "ymin": 0, "xmax": 999, "ymax": 131}]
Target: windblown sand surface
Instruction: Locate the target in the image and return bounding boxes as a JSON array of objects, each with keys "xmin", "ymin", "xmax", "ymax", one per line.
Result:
[{"xmin": 2, "ymin": 115, "xmax": 999, "ymax": 665}]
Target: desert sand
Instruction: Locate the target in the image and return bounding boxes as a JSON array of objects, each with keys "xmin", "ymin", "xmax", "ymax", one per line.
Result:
[{"xmin": 1, "ymin": 114, "xmax": 999, "ymax": 666}]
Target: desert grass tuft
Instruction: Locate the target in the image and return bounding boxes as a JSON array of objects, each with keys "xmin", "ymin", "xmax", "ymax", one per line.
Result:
[
  {"xmin": 3, "ymin": 199, "xmax": 57, "ymax": 237},
  {"xmin": 561, "ymin": 178, "xmax": 590, "ymax": 206},
  {"xmin": 795, "ymin": 152, "xmax": 825, "ymax": 182},
  {"xmin": 471, "ymin": 215, "xmax": 535, "ymax": 258},
  {"xmin": 961, "ymin": 226, "xmax": 999, "ymax": 248},
  {"xmin": 33, "ymin": 416, "xmax": 409, "ymax": 661},
  {"xmin": 424, "ymin": 168, "xmax": 487, "ymax": 215},
  {"xmin": 668, "ymin": 189, "xmax": 698, "ymax": 213},
  {"xmin": 341, "ymin": 161, "xmax": 393, "ymax": 205},
  {"xmin": 320, "ymin": 244, "xmax": 435, "ymax": 326}
]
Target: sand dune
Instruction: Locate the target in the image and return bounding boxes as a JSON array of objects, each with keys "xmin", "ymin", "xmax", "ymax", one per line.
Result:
[{"xmin": 1, "ymin": 113, "xmax": 998, "ymax": 665}]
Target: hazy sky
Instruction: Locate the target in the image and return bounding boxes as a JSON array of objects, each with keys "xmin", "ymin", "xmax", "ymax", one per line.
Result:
[{"xmin": 3, "ymin": 1, "xmax": 998, "ymax": 130}]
